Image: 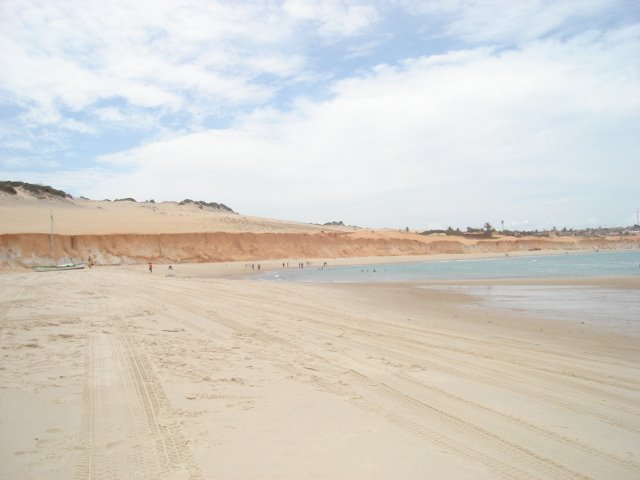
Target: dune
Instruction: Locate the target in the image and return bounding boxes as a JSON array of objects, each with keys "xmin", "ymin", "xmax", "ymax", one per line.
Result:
[{"xmin": 1, "ymin": 192, "xmax": 638, "ymax": 269}]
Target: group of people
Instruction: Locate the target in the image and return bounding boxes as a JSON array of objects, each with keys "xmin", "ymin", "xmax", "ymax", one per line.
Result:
[
  {"xmin": 148, "ymin": 262, "xmax": 173, "ymax": 274},
  {"xmin": 145, "ymin": 260, "xmax": 335, "ymax": 275},
  {"xmin": 90, "ymin": 259, "xmax": 334, "ymax": 274},
  {"xmin": 84, "ymin": 258, "xmax": 178, "ymax": 274},
  {"xmin": 281, "ymin": 261, "xmax": 327, "ymax": 269},
  {"xmin": 278, "ymin": 260, "xmax": 332, "ymax": 269}
]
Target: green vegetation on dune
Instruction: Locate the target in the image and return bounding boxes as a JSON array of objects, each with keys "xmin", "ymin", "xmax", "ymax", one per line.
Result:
[
  {"xmin": 0, "ymin": 181, "xmax": 71, "ymax": 199},
  {"xmin": 0, "ymin": 183, "xmax": 17, "ymax": 195},
  {"xmin": 1, "ymin": 180, "xmax": 235, "ymax": 213}
]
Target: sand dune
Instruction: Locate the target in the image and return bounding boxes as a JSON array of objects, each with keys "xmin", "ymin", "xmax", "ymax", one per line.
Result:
[
  {"xmin": 0, "ymin": 193, "xmax": 343, "ymax": 235},
  {"xmin": 2, "ymin": 230, "xmax": 639, "ymax": 270},
  {"xmin": 1, "ymin": 194, "xmax": 638, "ymax": 269}
]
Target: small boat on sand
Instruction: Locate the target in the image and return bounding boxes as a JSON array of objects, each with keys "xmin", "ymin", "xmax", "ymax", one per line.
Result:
[
  {"xmin": 33, "ymin": 263, "xmax": 85, "ymax": 272},
  {"xmin": 33, "ymin": 210, "xmax": 85, "ymax": 272}
]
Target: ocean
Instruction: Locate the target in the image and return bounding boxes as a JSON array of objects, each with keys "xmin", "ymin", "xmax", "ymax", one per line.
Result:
[
  {"xmin": 257, "ymin": 251, "xmax": 640, "ymax": 335},
  {"xmin": 259, "ymin": 251, "xmax": 640, "ymax": 283}
]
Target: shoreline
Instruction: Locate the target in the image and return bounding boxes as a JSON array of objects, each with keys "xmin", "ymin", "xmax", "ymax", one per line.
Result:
[
  {"xmin": 113, "ymin": 247, "xmax": 628, "ymax": 272},
  {"xmin": 2, "ymin": 230, "xmax": 638, "ymax": 271},
  {"xmin": 127, "ymin": 248, "xmax": 640, "ymax": 283}
]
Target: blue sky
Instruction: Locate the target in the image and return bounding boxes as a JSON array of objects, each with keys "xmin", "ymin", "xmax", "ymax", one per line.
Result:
[{"xmin": 1, "ymin": 0, "xmax": 638, "ymax": 230}]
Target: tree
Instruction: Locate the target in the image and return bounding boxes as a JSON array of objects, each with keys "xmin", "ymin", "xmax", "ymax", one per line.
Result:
[{"xmin": 484, "ymin": 222, "xmax": 493, "ymax": 233}]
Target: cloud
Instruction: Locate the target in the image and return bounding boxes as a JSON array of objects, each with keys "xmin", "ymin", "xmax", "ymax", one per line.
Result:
[
  {"xmin": 2, "ymin": 1, "xmax": 638, "ymax": 228},
  {"xmin": 0, "ymin": 156, "xmax": 60, "ymax": 169},
  {"xmin": 0, "ymin": 0, "xmax": 332, "ymax": 135},
  {"xmin": 283, "ymin": 0, "xmax": 380, "ymax": 38},
  {"xmin": 0, "ymin": 0, "xmax": 388, "ymax": 162},
  {"xmin": 83, "ymin": 26, "xmax": 639, "ymax": 227},
  {"xmin": 0, "ymin": 1, "xmax": 379, "ymax": 123},
  {"xmin": 402, "ymin": 0, "xmax": 634, "ymax": 43}
]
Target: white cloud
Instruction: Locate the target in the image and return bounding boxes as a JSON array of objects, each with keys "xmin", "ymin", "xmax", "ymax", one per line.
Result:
[
  {"xmin": 0, "ymin": 0, "xmax": 341, "ymax": 134},
  {"xmin": 83, "ymin": 26, "xmax": 639, "ymax": 227},
  {"xmin": 0, "ymin": 157, "xmax": 60, "ymax": 169},
  {"xmin": 402, "ymin": 0, "xmax": 633, "ymax": 43},
  {"xmin": 283, "ymin": 0, "xmax": 379, "ymax": 38},
  {"xmin": 93, "ymin": 107, "xmax": 156, "ymax": 130},
  {"xmin": 2, "ymin": 1, "xmax": 638, "ymax": 229},
  {"xmin": 0, "ymin": 0, "xmax": 382, "ymax": 122},
  {"xmin": 60, "ymin": 118, "xmax": 95, "ymax": 134},
  {"xmin": 243, "ymin": 54, "xmax": 308, "ymax": 78}
]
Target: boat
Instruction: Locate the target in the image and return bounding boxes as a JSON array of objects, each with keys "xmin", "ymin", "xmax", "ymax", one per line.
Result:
[
  {"xmin": 34, "ymin": 263, "xmax": 85, "ymax": 272},
  {"xmin": 33, "ymin": 209, "xmax": 85, "ymax": 272}
]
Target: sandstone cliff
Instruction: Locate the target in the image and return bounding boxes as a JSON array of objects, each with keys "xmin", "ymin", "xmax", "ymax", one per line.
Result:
[{"xmin": 2, "ymin": 231, "xmax": 638, "ymax": 269}]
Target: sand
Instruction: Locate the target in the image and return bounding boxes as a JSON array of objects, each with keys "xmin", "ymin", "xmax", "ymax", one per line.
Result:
[
  {"xmin": 2, "ymin": 192, "xmax": 640, "ymax": 478},
  {"xmin": 3, "ymin": 192, "xmax": 640, "ymax": 271},
  {"xmin": 1, "ymin": 265, "xmax": 639, "ymax": 479},
  {"xmin": 0, "ymin": 193, "xmax": 349, "ymax": 235}
]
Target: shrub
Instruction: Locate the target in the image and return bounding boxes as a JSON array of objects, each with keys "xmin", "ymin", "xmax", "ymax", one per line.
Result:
[{"xmin": 0, "ymin": 181, "xmax": 70, "ymax": 198}]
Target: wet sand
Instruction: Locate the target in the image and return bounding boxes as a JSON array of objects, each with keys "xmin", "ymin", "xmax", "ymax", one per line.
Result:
[{"xmin": 1, "ymin": 266, "xmax": 639, "ymax": 479}]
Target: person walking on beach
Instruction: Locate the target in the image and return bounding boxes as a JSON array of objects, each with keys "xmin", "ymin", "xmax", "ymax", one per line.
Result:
[{"xmin": 148, "ymin": 262, "xmax": 153, "ymax": 273}]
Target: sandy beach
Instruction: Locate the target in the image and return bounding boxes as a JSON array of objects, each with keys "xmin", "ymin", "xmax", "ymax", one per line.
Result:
[
  {"xmin": 1, "ymin": 191, "xmax": 640, "ymax": 479},
  {"xmin": 2, "ymin": 1, "xmax": 639, "ymax": 477},
  {"xmin": 1, "ymin": 264, "xmax": 639, "ymax": 479}
]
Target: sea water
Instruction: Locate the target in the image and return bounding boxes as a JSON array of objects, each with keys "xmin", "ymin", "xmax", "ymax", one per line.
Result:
[
  {"xmin": 260, "ymin": 251, "xmax": 640, "ymax": 283},
  {"xmin": 258, "ymin": 251, "xmax": 640, "ymax": 335}
]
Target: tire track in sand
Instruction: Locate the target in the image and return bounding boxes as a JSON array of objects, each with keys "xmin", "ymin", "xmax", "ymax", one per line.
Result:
[
  {"xmin": 75, "ymin": 324, "xmax": 201, "ymax": 479},
  {"xmin": 0, "ymin": 284, "xmax": 25, "ymax": 350},
  {"xmin": 156, "ymin": 296, "xmax": 587, "ymax": 480},
  {"xmin": 116, "ymin": 277, "xmax": 638, "ymax": 479}
]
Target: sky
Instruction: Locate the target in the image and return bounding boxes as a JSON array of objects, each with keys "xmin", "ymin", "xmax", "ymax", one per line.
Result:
[{"xmin": 1, "ymin": 0, "xmax": 639, "ymax": 230}]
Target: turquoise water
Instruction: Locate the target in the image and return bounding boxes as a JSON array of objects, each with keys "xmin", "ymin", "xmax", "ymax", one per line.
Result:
[
  {"xmin": 257, "ymin": 251, "xmax": 640, "ymax": 334},
  {"xmin": 259, "ymin": 251, "xmax": 640, "ymax": 283}
]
